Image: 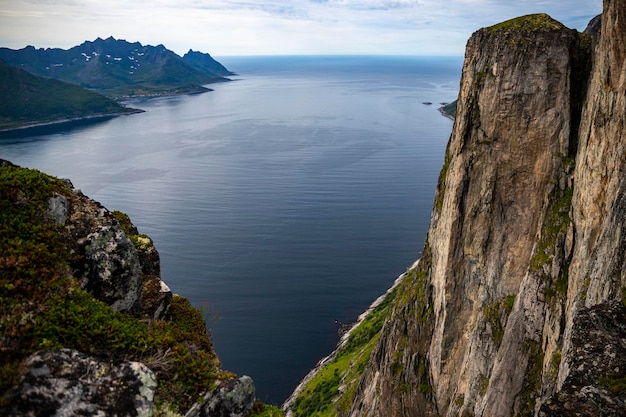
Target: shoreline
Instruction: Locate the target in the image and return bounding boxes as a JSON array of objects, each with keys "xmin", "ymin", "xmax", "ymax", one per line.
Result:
[
  {"xmin": 0, "ymin": 109, "xmax": 143, "ymax": 134},
  {"xmin": 438, "ymin": 105, "xmax": 455, "ymax": 121},
  {"xmin": 438, "ymin": 106, "xmax": 455, "ymax": 121},
  {"xmin": 282, "ymin": 257, "xmax": 421, "ymax": 415}
]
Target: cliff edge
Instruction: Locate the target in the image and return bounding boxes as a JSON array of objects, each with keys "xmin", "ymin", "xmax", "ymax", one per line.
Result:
[
  {"xmin": 287, "ymin": 2, "xmax": 625, "ymax": 416},
  {"xmin": 350, "ymin": 3, "xmax": 625, "ymax": 416},
  {"xmin": 0, "ymin": 160, "xmax": 257, "ymax": 416}
]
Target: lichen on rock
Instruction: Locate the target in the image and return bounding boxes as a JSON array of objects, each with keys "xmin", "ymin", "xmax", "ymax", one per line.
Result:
[
  {"xmin": 2, "ymin": 349, "xmax": 157, "ymax": 417},
  {"xmin": 186, "ymin": 375, "xmax": 256, "ymax": 417}
]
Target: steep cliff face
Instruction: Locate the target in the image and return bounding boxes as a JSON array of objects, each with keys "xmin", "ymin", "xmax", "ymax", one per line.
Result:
[{"xmin": 345, "ymin": 2, "xmax": 626, "ymax": 416}]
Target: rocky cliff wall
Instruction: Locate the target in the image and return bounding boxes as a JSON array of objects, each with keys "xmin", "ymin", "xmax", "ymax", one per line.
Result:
[{"xmin": 345, "ymin": 2, "xmax": 626, "ymax": 416}]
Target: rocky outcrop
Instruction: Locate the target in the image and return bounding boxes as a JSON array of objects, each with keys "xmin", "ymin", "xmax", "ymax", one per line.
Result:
[
  {"xmin": 2, "ymin": 349, "xmax": 157, "ymax": 417},
  {"xmin": 42, "ymin": 178, "xmax": 173, "ymax": 318},
  {"xmin": 186, "ymin": 376, "xmax": 256, "ymax": 417},
  {"xmin": 0, "ymin": 160, "xmax": 256, "ymax": 416},
  {"xmin": 113, "ymin": 210, "xmax": 173, "ymax": 320},
  {"xmin": 47, "ymin": 180, "xmax": 144, "ymax": 315},
  {"xmin": 338, "ymin": 3, "xmax": 626, "ymax": 417},
  {"xmin": 81, "ymin": 223, "xmax": 143, "ymax": 314},
  {"xmin": 540, "ymin": 301, "xmax": 626, "ymax": 416}
]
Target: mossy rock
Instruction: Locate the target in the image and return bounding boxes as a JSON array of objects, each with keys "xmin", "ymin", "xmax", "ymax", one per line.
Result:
[{"xmin": 487, "ymin": 13, "xmax": 567, "ymax": 34}]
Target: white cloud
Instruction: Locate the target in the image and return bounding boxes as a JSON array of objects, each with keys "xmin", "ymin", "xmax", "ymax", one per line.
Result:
[{"xmin": 0, "ymin": 0, "xmax": 602, "ymax": 55}]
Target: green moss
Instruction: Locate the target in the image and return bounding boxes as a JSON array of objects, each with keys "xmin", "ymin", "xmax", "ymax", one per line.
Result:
[
  {"xmin": 599, "ymin": 373, "xmax": 626, "ymax": 395},
  {"xmin": 549, "ymin": 350, "xmax": 562, "ymax": 379},
  {"xmin": 475, "ymin": 71, "xmax": 488, "ymax": 87},
  {"xmin": 487, "ymin": 14, "xmax": 565, "ymax": 34},
  {"xmin": 397, "ymin": 265, "xmax": 434, "ymax": 323},
  {"xmin": 531, "ymin": 185, "xmax": 573, "ymax": 304},
  {"xmin": 478, "ymin": 374, "xmax": 490, "ymax": 396},
  {"xmin": 130, "ymin": 233, "xmax": 154, "ymax": 251},
  {"xmin": 483, "ymin": 302, "xmax": 504, "ymax": 347},
  {"xmin": 112, "ymin": 209, "xmax": 135, "ymax": 235},
  {"xmin": 482, "ymin": 295, "xmax": 516, "ymax": 347},
  {"xmin": 503, "ymin": 295, "xmax": 516, "ymax": 314},
  {"xmin": 519, "ymin": 341, "xmax": 544, "ymax": 416},
  {"xmin": 530, "ymin": 185, "xmax": 573, "ymax": 274},
  {"xmin": 416, "ymin": 354, "xmax": 432, "ymax": 395},
  {"xmin": 0, "ymin": 165, "xmax": 71, "ymax": 398},
  {"xmin": 248, "ymin": 401, "xmax": 286, "ymax": 417},
  {"xmin": 579, "ymin": 33, "xmax": 593, "ymax": 51},
  {"xmin": 292, "ymin": 283, "xmax": 399, "ymax": 417},
  {"xmin": 435, "ymin": 147, "xmax": 452, "ymax": 211}
]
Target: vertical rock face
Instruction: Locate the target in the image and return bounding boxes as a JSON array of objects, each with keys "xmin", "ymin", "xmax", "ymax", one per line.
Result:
[
  {"xmin": 348, "ymin": 4, "xmax": 626, "ymax": 416},
  {"xmin": 426, "ymin": 15, "xmax": 589, "ymax": 417},
  {"xmin": 565, "ymin": 0, "xmax": 626, "ymax": 335}
]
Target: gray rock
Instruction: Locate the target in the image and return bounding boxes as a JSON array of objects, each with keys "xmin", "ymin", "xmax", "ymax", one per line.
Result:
[
  {"xmin": 584, "ymin": 14, "xmax": 602, "ymax": 35},
  {"xmin": 185, "ymin": 376, "xmax": 256, "ymax": 417},
  {"xmin": 143, "ymin": 274, "xmax": 173, "ymax": 320},
  {"xmin": 47, "ymin": 193, "xmax": 70, "ymax": 225},
  {"xmin": 540, "ymin": 301, "xmax": 626, "ymax": 416},
  {"xmin": 1, "ymin": 349, "xmax": 157, "ymax": 417},
  {"xmin": 81, "ymin": 224, "xmax": 143, "ymax": 314}
]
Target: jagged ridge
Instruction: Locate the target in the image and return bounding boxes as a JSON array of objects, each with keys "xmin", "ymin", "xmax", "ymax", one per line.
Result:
[{"xmin": 0, "ymin": 37, "xmax": 232, "ymax": 97}]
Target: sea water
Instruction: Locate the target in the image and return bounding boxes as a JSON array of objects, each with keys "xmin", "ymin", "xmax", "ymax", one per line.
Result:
[{"xmin": 0, "ymin": 55, "xmax": 462, "ymax": 403}]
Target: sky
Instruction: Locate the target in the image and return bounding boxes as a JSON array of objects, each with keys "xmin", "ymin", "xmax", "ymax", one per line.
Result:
[{"xmin": 0, "ymin": 0, "xmax": 602, "ymax": 56}]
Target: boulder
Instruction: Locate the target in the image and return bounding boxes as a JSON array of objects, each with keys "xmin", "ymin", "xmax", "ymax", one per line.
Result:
[
  {"xmin": 1, "ymin": 349, "xmax": 157, "ymax": 417},
  {"xmin": 81, "ymin": 224, "xmax": 143, "ymax": 314},
  {"xmin": 185, "ymin": 376, "xmax": 256, "ymax": 417}
]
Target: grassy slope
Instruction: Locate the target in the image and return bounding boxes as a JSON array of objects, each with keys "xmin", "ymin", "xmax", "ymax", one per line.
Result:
[
  {"xmin": 0, "ymin": 60, "xmax": 136, "ymax": 130},
  {"xmin": 290, "ymin": 281, "xmax": 400, "ymax": 417}
]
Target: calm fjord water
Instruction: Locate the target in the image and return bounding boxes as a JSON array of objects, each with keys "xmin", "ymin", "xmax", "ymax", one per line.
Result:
[{"xmin": 0, "ymin": 56, "xmax": 461, "ymax": 403}]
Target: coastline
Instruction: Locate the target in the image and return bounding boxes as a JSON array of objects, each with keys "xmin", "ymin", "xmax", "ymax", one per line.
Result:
[
  {"xmin": 0, "ymin": 109, "xmax": 143, "ymax": 134},
  {"xmin": 438, "ymin": 106, "xmax": 455, "ymax": 121},
  {"xmin": 282, "ymin": 257, "xmax": 421, "ymax": 415},
  {"xmin": 437, "ymin": 100, "xmax": 457, "ymax": 121}
]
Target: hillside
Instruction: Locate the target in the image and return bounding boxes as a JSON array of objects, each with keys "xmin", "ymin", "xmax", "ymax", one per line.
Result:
[
  {"xmin": 286, "ymin": 4, "xmax": 626, "ymax": 417},
  {"xmin": 0, "ymin": 37, "xmax": 232, "ymax": 97},
  {"xmin": 0, "ymin": 160, "xmax": 287, "ymax": 416},
  {"xmin": 0, "ymin": 59, "xmax": 139, "ymax": 131},
  {"xmin": 182, "ymin": 49, "xmax": 234, "ymax": 77}
]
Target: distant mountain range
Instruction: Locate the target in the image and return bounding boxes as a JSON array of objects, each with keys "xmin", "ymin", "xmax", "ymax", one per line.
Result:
[
  {"xmin": 0, "ymin": 59, "xmax": 139, "ymax": 131},
  {"xmin": 0, "ymin": 37, "xmax": 234, "ymax": 97},
  {"xmin": 0, "ymin": 37, "xmax": 234, "ymax": 131}
]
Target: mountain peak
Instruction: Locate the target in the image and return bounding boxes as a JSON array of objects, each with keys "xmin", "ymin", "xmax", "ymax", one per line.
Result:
[{"xmin": 0, "ymin": 38, "xmax": 232, "ymax": 97}]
